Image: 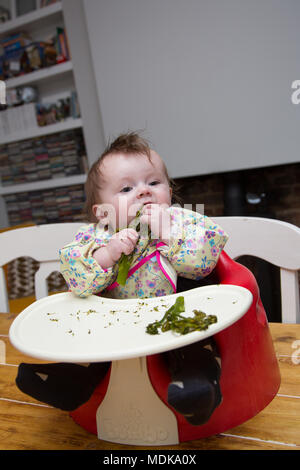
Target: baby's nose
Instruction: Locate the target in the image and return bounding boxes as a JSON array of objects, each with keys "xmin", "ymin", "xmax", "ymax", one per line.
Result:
[{"xmin": 137, "ymin": 184, "xmax": 151, "ymax": 198}]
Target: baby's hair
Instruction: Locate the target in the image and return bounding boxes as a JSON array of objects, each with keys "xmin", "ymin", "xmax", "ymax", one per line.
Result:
[
  {"xmin": 101, "ymin": 131, "xmax": 152, "ymax": 161},
  {"xmin": 83, "ymin": 131, "xmax": 181, "ymax": 222}
]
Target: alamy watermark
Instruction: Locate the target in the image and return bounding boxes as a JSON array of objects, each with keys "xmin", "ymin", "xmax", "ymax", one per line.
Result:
[
  {"xmin": 291, "ymin": 80, "xmax": 300, "ymax": 104},
  {"xmin": 0, "ymin": 80, "xmax": 6, "ymax": 105},
  {"xmin": 0, "ymin": 339, "xmax": 6, "ymax": 364},
  {"xmin": 291, "ymin": 340, "xmax": 300, "ymax": 365},
  {"xmin": 94, "ymin": 202, "xmax": 206, "ymax": 241}
]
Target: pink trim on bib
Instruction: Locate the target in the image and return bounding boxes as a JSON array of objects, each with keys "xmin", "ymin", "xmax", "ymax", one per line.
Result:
[
  {"xmin": 155, "ymin": 250, "xmax": 176, "ymax": 293},
  {"xmin": 106, "ymin": 250, "xmax": 156, "ymax": 291},
  {"xmin": 106, "ymin": 242, "xmax": 176, "ymax": 293}
]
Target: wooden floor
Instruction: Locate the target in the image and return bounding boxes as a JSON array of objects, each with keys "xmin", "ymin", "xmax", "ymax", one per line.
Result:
[{"xmin": 0, "ymin": 313, "xmax": 300, "ymax": 450}]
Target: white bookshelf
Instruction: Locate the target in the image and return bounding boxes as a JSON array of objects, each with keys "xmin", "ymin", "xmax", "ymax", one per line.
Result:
[
  {"xmin": 5, "ymin": 60, "xmax": 73, "ymax": 89},
  {"xmin": 0, "ymin": 173, "xmax": 86, "ymax": 196},
  {"xmin": 0, "ymin": 2, "xmax": 63, "ymax": 35},
  {"xmin": 0, "ymin": 117, "xmax": 82, "ymax": 145},
  {"xmin": 0, "ymin": 0, "xmax": 104, "ymax": 228}
]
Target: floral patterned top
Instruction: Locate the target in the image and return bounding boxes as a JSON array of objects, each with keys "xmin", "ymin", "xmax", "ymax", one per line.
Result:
[{"xmin": 59, "ymin": 207, "xmax": 228, "ymax": 299}]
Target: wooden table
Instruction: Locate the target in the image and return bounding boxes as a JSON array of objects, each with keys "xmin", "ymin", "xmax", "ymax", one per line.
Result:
[{"xmin": 0, "ymin": 312, "xmax": 299, "ymax": 451}]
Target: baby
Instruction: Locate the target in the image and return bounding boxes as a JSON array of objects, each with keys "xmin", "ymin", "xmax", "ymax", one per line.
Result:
[{"xmin": 17, "ymin": 132, "xmax": 228, "ymax": 425}]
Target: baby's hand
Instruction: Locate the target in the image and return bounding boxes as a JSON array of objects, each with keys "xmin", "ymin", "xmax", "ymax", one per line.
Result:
[
  {"xmin": 140, "ymin": 204, "xmax": 171, "ymax": 243},
  {"xmin": 93, "ymin": 229, "xmax": 139, "ymax": 269},
  {"xmin": 107, "ymin": 228, "xmax": 139, "ymax": 262}
]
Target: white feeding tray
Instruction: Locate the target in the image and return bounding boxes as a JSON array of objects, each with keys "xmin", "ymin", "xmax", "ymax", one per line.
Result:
[{"xmin": 9, "ymin": 285, "xmax": 252, "ymax": 363}]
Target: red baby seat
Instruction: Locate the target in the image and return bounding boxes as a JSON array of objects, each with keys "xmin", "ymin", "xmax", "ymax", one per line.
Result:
[{"xmin": 70, "ymin": 251, "xmax": 280, "ymax": 442}]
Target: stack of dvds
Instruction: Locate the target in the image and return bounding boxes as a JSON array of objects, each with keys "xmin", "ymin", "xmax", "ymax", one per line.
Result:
[
  {"xmin": 0, "ymin": 145, "xmax": 12, "ymax": 186},
  {"xmin": 0, "ymin": 129, "xmax": 87, "ymax": 186},
  {"xmin": 4, "ymin": 184, "xmax": 86, "ymax": 226}
]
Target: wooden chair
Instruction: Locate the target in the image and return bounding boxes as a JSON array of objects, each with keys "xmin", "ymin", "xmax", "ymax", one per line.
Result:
[
  {"xmin": 0, "ymin": 222, "xmax": 83, "ymax": 313},
  {"xmin": 213, "ymin": 216, "xmax": 300, "ymax": 323}
]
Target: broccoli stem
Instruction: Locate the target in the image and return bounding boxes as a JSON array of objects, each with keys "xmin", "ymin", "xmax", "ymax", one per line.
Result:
[
  {"xmin": 146, "ymin": 296, "xmax": 217, "ymax": 335},
  {"xmin": 116, "ymin": 209, "xmax": 149, "ymax": 286}
]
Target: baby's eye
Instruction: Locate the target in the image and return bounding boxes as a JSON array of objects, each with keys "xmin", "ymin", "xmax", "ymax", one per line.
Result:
[
  {"xmin": 149, "ymin": 181, "xmax": 160, "ymax": 186},
  {"xmin": 120, "ymin": 186, "xmax": 132, "ymax": 193}
]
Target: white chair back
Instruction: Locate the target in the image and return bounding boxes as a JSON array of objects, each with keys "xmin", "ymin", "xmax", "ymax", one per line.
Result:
[
  {"xmin": 213, "ymin": 216, "xmax": 300, "ymax": 323},
  {"xmin": 0, "ymin": 223, "xmax": 83, "ymax": 312}
]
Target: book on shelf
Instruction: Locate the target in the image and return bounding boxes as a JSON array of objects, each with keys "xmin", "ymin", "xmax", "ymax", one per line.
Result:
[
  {"xmin": 70, "ymin": 91, "xmax": 80, "ymax": 118},
  {"xmin": 0, "ymin": 103, "xmax": 38, "ymax": 136},
  {"xmin": 55, "ymin": 27, "xmax": 71, "ymax": 62}
]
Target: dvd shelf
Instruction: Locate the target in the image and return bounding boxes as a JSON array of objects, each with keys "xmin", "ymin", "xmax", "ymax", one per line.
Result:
[
  {"xmin": 0, "ymin": 128, "xmax": 87, "ymax": 186},
  {"xmin": 4, "ymin": 183, "xmax": 85, "ymax": 225}
]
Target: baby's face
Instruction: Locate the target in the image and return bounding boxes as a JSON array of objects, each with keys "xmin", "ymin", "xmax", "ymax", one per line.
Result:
[{"xmin": 93, "ymin": 151, "xmax": 172, "ymax": 229}]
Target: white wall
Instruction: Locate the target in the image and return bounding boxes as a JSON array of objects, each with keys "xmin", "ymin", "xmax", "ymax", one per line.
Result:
[{"xmin": 83, "ymin": 0, "xmax": 300, "ymax": 179}]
